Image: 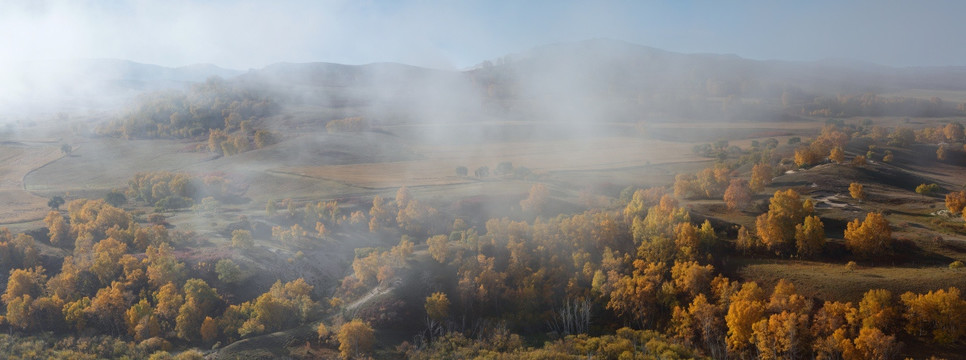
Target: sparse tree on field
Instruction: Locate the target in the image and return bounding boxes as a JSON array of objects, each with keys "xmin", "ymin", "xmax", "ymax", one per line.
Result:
[
  {"xmin": 48, "ymin": 196, "xmax": 65, "ymax": 210},
  {"xmin": 830, "ymin": 146, "xmax": 845, "ymax": 163},
  {"xmin": 474, "ymin": 166, "xmax": 489, "ymax": 178},
  {"xmin": 849, "ymin": 183, "xmax": 866, "ymax": 201},
  {"xmin": 520, "ymin": 183, "xmax": 549, "ymax": 213},
  {"xmin": 882, "ymin": 150, "xmax": 893, "ymax": 163},
  {"xmin": 851, "ymin": 155, "xmax": 867, "ymax": 167},
  {"xmin": 944, "ymin": 122, "xmax": 965, "ymax": 142},
  {"xmin": 455, "ymin": 166, "xmax": 468, "ymax": 177},
  {"xmin": 946, "ymin": 191, "xmax": 966, "ymax": 214},
  {"xmin": 937, "ymin": 145, "xmax": 948, "ymax": 161},
  {"xmin": 794, "ymin": 145, "xmax": 823, "ymax": 167},
  {"xmin": 253, "ymin": 130, "xmax": 277, "ymax": 149},
  {"xmin": 756, "ymin": 189, "xmax": 812, "ymax": 253},
  {"xmin": 750, "ymin": 163, "xmax": 773, "ymax": 193},
  {"xmin": 845, "ymin": 212, "xmax": 892, "ymax": 258},
  {"xmin": 60, "ymin": 144, "xmax": 72, "ymax": 156},
  {"xmin": 724, "ymin": 178, "xmax": 751, "ymax": 211},
  {"xmin": 266, "ymin": 199, "xmax": 277, "ymax": 217}
]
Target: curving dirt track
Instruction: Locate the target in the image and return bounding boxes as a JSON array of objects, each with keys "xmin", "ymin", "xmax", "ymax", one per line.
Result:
[{"xmin": 0, "ymin": 143, "xmax": 63, "ymax": 225}]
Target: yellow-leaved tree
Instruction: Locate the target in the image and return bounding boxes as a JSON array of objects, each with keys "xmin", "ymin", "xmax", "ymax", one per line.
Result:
[
  {"xmin": 844, "ymin": 212, "xmax": 892, "ymax": 258},
  {"xmin": 424, "ymin": 292, "xmax": 450, "ymax": 322},
  {"xmin": 338, "ymin": 319, "xmax": 374, "ymax": 359}
]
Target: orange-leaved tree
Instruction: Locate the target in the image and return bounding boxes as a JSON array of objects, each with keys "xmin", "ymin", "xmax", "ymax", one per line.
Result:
[{"xmin": 844, "ymin": 212, "xmax": 892, "ymax": 258}]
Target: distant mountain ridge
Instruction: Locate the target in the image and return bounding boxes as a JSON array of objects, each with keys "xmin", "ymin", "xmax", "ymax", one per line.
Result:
[{"xmin": 7, "ymin": 39, "xmax": 966, "ymax": 116}]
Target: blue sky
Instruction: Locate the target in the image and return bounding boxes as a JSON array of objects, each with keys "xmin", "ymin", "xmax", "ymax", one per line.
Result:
[{"xmin": 1, "ymin": 0, "xmax": 964, "ymax": 69}]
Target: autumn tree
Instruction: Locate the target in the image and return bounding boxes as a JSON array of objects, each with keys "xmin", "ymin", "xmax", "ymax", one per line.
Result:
[
  {"xmin": 750, "ymin": 163, "xmax": 773, "ymax": 193},
  {"xmin": 901, "ymin": 287, "xmax": 966, "ymax": 344},
  {"xmin": 608, "ymin": 260, "xmax": 666, "ymax": 328},
  {"xmin": 830, "ymin": 146, "xmax": 845, "ymax": 163},
  {"xmin": 725, "ymin": 282, "xmax": 766, "ymax": 356},
  {"xmin": 3, "ymin": 267, "xmax": 47, "ymax": 305},
  {"xmin": 844, "ymin": 212, "xmax": 892, "ymax": 258},
  {"xmin": 937, "ymin": 145, "xmax": 947, "ymax": 161},
  {"xmin": 849, "ymin": 182, "xmax": 865, "ymax": 201},
  {"xmin": 756, "ymin": 189, "xmax": 813, "ymax": 253},
  {"xmin": 154, "ymin": 282, "xmax": 184, "ymax": 331},
  {"xmin": 216, "ymin": 258, "xmax": 243, "ymax": 284},
  {"xmin": 425, "ymin": 292, "xmax": 450, "ymax": 321},
  {"xmin": 794, "ymin": 145, "xmax": 823, "ymax": 167},
  {"xmin": 231, "ymin": 229, "xmax": 254, "ymax": 249},
  {"xmin": 368, "ymin": 196, "xmax": 393, "ymax": 232},
  {"xmin": 795, "ymin": 215, "xmax": 825, "ymax": 257},
  {"xmin": 689, "ymin": 294, "xmax": 726, "ymax": 359},
  {"xmin": 735, "ymin": 225, "xmax": 759, "ymax": 253},
  {"xmin": 146, "ymin": 242, "xmax": 186, "ymax": 288},
  {"xmin": 944, "ymin": 122, "xmax": 965, "ymax": 142},
  {"xmin": 849, "ymin": 327, "xmax": 900, "ymax": 360},
  {"xmin": 519, "ymin": 183, "xmax": 549, "ymax": 213},
  {"xmin": 200, "ymin": 316, "xmax": 218, "ymax": 344},
  {"xmin": 671, "ymin": 261, "xmax": 714, "ymax": 297},
  {"xmin": 673, "ymin": 223, "xmax": 700, "ymax": 260},
  {"xmin": 751, "ymin": 310, "xmax": 810, "ymax": 360},
  {"xmin": 858, "ymin": 289, "xmax": 897, "ymax": 331},
  {"xmin": 946, "ymin": 190, "xmax": 966, "ymax": 214},
  {"xmin": 89, "ymin": 281, "xmax": 128, "ymax": 335},
  {"xmin": 811, "ymin": 301, "xmax": 859, "ymax": 345},
  {"xmin": 916, "ymin": 183, "xmax": 940, "ymax": 196},
  {"xmin": 338, "ymin": 319, "xmax": 375, "ymax": 359},
  {"xmin": 427, "ymin": 234, "xmax": 449, "ymax": 264},
  {"xmin": 44, "ymin": 211, "xmax": 69, "ymax": 247},
  {"xmin": 723, "ymin": 178, "xmax": 751, "ymax": 211}
]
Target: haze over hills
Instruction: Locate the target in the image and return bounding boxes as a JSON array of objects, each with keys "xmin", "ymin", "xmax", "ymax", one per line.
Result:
[{"xmin": 6, "ymin": 39, "xmax": 966, "ymax": 120}]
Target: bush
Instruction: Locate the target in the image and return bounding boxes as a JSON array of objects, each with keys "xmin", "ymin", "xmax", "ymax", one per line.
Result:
[
  {"xmin": 951, "ymin": 261, "xmax": 965, "ymax": 269},
  {"xmin": 916, "ymin": 183, "xmax": 941, "ymax": 196}
]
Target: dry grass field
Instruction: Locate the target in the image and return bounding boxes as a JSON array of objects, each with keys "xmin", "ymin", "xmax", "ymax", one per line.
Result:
[
  {"xmin": 0, "ymin": 143, "xmax": 63, "ymax": 224},
  {"xmin": 738, "ymin": 259, "xmax": 966, "ymax": 303}
]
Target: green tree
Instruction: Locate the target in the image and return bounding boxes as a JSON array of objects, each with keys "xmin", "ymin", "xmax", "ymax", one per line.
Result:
[
  {"xmin": 216, "ymin": 258, "xmax": 243, "ymax": 284},
  {"xmin": 231, "ymin": 229, "xmax": 254, "ymax": 249},
  {"xmin": 104, "ymin": 191, "xmax": 127, "ymax": 207},
  {"xmin": 48, "ymin": 196, "xmax": 65, "ymax": 210}
]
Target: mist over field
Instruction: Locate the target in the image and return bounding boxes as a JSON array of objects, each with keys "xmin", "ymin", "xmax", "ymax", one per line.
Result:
[{"xmin": 2, "ymin": 1, "xmax": 966, "ymax": 359}]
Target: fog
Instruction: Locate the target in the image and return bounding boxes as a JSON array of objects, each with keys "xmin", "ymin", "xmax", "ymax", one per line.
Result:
[{"xmin": 5, "ymin": 0, "xmax": 966, "ymax": 217}]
